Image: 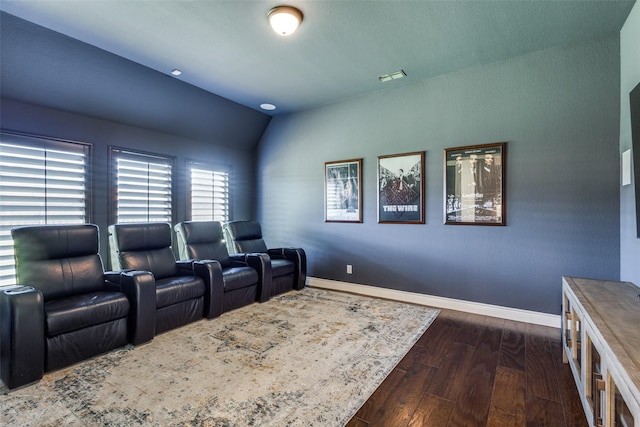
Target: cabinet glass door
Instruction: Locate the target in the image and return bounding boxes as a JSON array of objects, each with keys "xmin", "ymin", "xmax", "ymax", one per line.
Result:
[
  {"xmin": 574, "ymin": 312, "xmax": 582, "ymax": 376},
  {"xmin": 613, "ymin": 382, "xmax": 634, "ymax": 427},
  {"xmin": 591, "ymin": 342, "xmax": 604, "ymax": 426},
  {"xmin": 564, "ymin": 294, "xmax": 572, "ymax": 349}
]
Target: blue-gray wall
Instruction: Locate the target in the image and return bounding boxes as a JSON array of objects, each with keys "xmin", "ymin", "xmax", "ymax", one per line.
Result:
[
  {"xmin": 1, "ymin": 10, "xmax": 627, "ymax": 315},
  {"xmin": 0, "ymin": 12, "xmax": 270, "ymax": 152},
  {"xmin": 0, "ymin": 98, "xmax": 259, "ymax": 268},
  {"xmin": 620, "ymin": 3, "xmax": 640, "ymax": 284},
  {"xmin": 256, "ymin": 35, "xmax": 622, "ymax": 315},
  {"xmin": 0, "ymin": 12, "xmax": 271, "ymax": 268}
]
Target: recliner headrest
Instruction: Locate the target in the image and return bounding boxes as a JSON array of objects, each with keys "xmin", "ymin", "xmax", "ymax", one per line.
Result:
[
  {"xmin": 225, "ymin": 220, "xmax": 262, "ymax": 241},
  {"xmin": 178, "ymin": 221, "xmax": 223, "ymax": 244},
  {"xmin": 12, "ymin": 224, "xmax": 100, "ymax": 261},
  {"xmin": 109, "ymin": 222, "xmax": 172, "ymax": 252}
]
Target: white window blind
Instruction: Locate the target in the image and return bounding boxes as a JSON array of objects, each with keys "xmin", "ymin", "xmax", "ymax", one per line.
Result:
[
  {"xmin": 0, "ymin": 133, "xmax": 90, "ymax": 286},
  {"xmin": 112, "ymin": 148, "xmax": 174, "ymax": 223},
  {"xmin": 188, "ymin": 161, "xmax": 230, "ymax": 222}
]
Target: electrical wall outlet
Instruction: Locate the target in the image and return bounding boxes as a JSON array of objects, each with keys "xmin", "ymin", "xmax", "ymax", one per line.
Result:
[{"xmin": 346, "ymin": 264, "xmax": 352, "ymax": 274}]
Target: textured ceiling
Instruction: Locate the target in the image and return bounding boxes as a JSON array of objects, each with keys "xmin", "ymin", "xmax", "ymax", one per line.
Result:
[{"xmin": 0, "ymin": 0, "xmax": 636, "ymax": 118}]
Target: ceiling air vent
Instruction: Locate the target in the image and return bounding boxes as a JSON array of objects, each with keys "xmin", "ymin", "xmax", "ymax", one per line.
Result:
[{"xmin": 379, "ymin": 70, "xmax": 406, "ymax": 82}]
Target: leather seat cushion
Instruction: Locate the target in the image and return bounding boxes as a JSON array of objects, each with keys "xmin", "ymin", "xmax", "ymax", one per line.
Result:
[
  {"xmin": 45, "ymin": 291, "xmax": 130, "ymax": 336},
  {"xmin": 155, "ymin": 276, "xmax": 205, "ymax": 308},
  {"xmin": 271, "ymin": 259, "xmax": 295, "ymax": 278},
  {"xmin": 222, "ymin": 267, "xmax": 259, "ymax": 292}
]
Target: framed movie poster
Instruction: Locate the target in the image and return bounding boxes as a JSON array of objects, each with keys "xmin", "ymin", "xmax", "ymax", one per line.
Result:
[
  {"xmin": 325, "ymin": 158, "xmax": 362, "ymax": 223},
  {"xmin": 444, "ymin": 142, "xmax": 505, "ymax": 226},
  {"xmin": 377, "ymin": 151, "xmax": 425, "ymax": 224}
]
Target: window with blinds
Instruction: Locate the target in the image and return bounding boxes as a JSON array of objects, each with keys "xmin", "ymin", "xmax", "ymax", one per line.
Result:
[
  {"xmin": 0, "ymin": 133, "xmax": 90, "ymax": 286},
  {"xmin": 188, "ymin": 160, "xmax": 230, "ymax": 222},
  {"xmin": 111, "ymin": 148, "xmax": 174, "ymax": 224}
]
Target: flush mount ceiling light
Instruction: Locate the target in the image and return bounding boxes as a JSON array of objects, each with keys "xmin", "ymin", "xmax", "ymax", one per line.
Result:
[
  {"xmin": 379, "ymin": 69, "xmax": 407, "ymax": 82},
  {"xmin": 260, "ymin": 103, "xmax": 277, "ymax": 111},
  {"xmin": 170, "ymin": 69, "xmax": 182, "ymax": 76},
  {"xmin": 268, "ymin": 6, "xmax": 303, "ymax": 36}
]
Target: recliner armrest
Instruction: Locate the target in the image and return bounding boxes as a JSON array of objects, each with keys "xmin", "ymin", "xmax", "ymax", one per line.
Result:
[
  {"xmin": 192, "ymin": 259, "xmax": 224, "ymax": 319},
  {"xmin": 284, "ymin": 248, "xmax": 306, "ymax": 290},
  {"xmin": 105, "ymin": 270, "xmax": 156, "ymax": 345},
  {"xmin": 228, "ymin": 254, "xmax": 250, "ymax": 268},
  {"xmin": 268, "ymin": 248, "xmax": 307, "ymax": 290},
  {"xmin": 0, "ymin": 285, "xmax": 45, "ymax": 389},
  {"xmin": 104, "ymin": 269, "xmax": 136, "ymax": 283},
  {"xmin": 241, "ymin": 253, "xmax": 272, "ymax": 303},
  {"xmin": 176, "ymin": 260, "xmax": 197, "ymax": 276},
  {"xmin": 266, "ymin": 248, "xmax": 286, "ymax": 259}
]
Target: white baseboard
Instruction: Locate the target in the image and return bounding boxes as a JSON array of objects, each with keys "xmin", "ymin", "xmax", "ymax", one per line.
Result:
[{"xmin": 307, "ymin": 277, "xmax": 560, "ymax": 328}]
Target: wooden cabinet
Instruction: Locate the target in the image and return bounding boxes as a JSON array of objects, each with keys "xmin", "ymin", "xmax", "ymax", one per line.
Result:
[{"xmin": 562, "ymin": 277, "xmax": 640, "ymax": 427}]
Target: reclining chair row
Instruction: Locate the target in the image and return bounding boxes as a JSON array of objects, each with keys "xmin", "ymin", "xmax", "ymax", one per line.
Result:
[{"xmin": 0, "ymin": 220, "xmax": 305, "ymax": 390}]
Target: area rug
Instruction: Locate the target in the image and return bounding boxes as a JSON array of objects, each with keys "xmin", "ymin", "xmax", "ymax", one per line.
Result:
[{"xmin": 0, "ymin": 287, "xmax": 439, "ymax": 426}]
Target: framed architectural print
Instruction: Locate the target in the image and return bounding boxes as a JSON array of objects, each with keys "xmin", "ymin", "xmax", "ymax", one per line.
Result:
[
  {"xmin": 444, "ymin": 142, "xmax": 506, "ymax": 226},
  {"xmin": 325, "ymin": 158, "xmax": 362, "ymax": 222},
  {"xmin": 377, "ymin": 151, "xmax": 425, "ymax": 224}
]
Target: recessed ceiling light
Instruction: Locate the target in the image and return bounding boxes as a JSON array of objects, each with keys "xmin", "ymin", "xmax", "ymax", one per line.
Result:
[
  {"xmin": 260, "ymin": 103, "xmax": 277, "ymax": 111},
  {"xmin": 171, "ymin": 69, "xmax": 182, "ymax": 76}
]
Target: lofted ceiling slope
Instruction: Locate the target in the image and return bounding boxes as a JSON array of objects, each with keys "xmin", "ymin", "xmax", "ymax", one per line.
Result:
[{"xmin": 0, "ymin": 1, "xmax": 636, "ymax": 148}]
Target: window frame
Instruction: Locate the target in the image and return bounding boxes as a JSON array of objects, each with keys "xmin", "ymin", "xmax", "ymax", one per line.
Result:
[
  {"xmin": 0, "ymin": 130, "xmax": 92, "ymax": 286},
  {"xmin": 186, "ymin": 158, "xmax": 232, "ymax": 223},
  {"xmin": 109, "ymin": 146, "xmax": 176, "ymax": 225}
]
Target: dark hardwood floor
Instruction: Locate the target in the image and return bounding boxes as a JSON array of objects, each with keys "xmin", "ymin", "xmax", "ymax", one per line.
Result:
[{"xmin": 347, "ymin": 308, "xmax": 587, "ymax": 427}]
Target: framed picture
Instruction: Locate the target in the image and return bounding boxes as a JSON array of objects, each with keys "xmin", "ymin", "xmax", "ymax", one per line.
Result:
[
  {"xmin": 325, "ymin": 158, "xmax": 362, "ymax": 222},
  {"xmin": 377, "ymin": 151, "xmax": 425, "ymax": 224},
  {"xmin": 444, "ymin": 142, "xmax": 506, "ymax": 226}
]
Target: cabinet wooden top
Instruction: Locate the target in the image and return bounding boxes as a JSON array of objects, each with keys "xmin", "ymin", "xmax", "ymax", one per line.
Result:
[{"xmin": 563, "ymin": 276, "xmax": 640, "ymax": 399}]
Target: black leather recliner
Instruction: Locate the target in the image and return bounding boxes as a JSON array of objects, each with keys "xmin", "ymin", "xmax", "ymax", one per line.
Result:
[
  {"xmin": 174, "ymin": 221, "xmax": 270, "ymax": 309},
  {"xmin": 1, "ymin": 224, "xmax": 155, "ymax": 389},
  {"xmin": 108, "ymin": 222, "xmax": 222, "ymax": 334},
  {"xmin": 223, "ymin": 220, "xmax": 306, "ymax": 297}
]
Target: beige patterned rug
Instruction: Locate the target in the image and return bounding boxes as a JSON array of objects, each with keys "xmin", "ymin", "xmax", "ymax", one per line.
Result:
[{"xmin": 1, "ymin": 287, "xmax": 438, "ymax": 426}]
